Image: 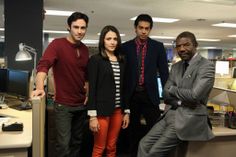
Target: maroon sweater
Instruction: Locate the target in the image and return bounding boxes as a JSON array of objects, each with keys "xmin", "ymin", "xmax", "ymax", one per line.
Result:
[{"xmin": 37, "ymin": 38, "xmax": 89, "ymax": 106}]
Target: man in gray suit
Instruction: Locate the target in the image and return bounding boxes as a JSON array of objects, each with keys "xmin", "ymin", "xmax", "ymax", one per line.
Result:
[{"xmin": 137, "ymin": 31, "xmax": 215, "ymax": 157}]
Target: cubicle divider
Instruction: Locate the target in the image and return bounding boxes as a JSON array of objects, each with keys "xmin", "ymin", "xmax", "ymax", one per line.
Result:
[
  {"xmin": 32, "ymin": 96, "xmax": 45, "ymax": 157},
  {"xmin": 181, "ymin": 87, "xmax": 236, "ymax": 157}
]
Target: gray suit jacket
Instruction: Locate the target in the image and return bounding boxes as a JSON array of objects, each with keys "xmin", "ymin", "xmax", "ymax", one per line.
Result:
[{"xmin": 164, "ymin": 54, "xmax": 215, "ymax": 141}]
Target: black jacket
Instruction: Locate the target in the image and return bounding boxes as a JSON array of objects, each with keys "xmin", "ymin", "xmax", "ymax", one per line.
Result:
[
  {"xmin": 122, "ymin": 38, "xmax": 169, "ymax": 106},
  {"xmin": 87, "ymin": 54, "xmax": 127, "ymax": 116}
]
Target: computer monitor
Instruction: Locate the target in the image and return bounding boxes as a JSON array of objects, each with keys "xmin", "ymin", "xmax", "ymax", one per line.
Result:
[
  {"xmin": 0, "ymin": 68, "xmax": 8, "ymax": 92},
  {"xmin": 215, "ymin": 61, "xmax": 229, "ymax": 76},
  {"xmin": 166, "ymin": 48, "xmax": 174, "ymax": 62},
  {"xmin": 157, "ymin": 76, "xmax": 163, "ymax": 99},
  {"xmin": 7, "ymin": 69, "xmax": 30, "ymax": 100}
]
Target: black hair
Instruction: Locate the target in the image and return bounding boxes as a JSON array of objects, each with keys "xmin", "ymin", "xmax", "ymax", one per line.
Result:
[
  {"xmin": 67, "ymin": 12, "xmax": 89, "ymax": 28},
  {"xmin": 98, "ymin": 25, "xmax": 124, "ymax": 61},
  {"xmin": 176, "ymin": 31, "xmax": 198, "ymax": 47},
  {"xmin": 134, "ymin": 14, "xmax": 153, "ymax": 29}
]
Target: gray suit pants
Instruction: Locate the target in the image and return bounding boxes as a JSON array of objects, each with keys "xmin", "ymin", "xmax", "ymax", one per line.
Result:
[{"xmin": 138, "ymin": 110, "xmax": 181, "ymax": 157}]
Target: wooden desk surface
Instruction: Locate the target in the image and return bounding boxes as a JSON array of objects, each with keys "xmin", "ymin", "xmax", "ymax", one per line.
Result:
[
  {"xmin": 0, "ymin": 107, "xmax": 32, "ymax": 149},
  {"xmin": 213, "ymin": 126, "xmax": 236, "ymax": 136}
]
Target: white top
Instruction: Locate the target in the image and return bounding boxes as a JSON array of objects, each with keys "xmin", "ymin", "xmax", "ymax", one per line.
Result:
[{"xmin": 110, "ymin": 61, "xmax": 121, "ymax": 107}]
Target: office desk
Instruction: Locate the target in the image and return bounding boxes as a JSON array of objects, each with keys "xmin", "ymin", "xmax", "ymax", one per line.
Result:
[
  {"xmin": 183, "ymin": 87, "xmax": 236, "ymax": 156},
  {"xmin": 169, "ymin": 127, "xmax": 236, "ymax": 157},
  {"xmin": 185, "ymin": 127, "xmax": 236, "ymax": 157},
  {"xmin": 184, "ymin": 88, "xmax": 236, "ymax": 156},
  {"xmin": 0, "ymin": 107, "xmax": 32, "ymax": 157}
]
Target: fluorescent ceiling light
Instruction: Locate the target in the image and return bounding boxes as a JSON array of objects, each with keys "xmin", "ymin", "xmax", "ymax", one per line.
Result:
[
  {"xmin": 150, "ymin": 35, "xmax": 220, "ymax": 42},
  {"xmin": 152, "ymin": 17, "xmax": 179, "ymax": 23},
  {"xmin": 228, "ymin": 35, "xmax": 236, "ymax": 37},
  {"xmin": 212, "ymin": 23, "xmax": 236, "ymax": 28},
  {"xmin": 0, "ymin": 36, "xmax": 4, "ymax": 39},
  {"xmin": 82, "ymin": 39, "xmax": 99, "ymax": 44},
  {"xmin": 189, "ymin": 0, "xmax": 236, "ymax": 5},
  {"xmin": 150, "ymin": 36, "xmax": 175, "ymax": 39},
  {"xmin": 97, "ymin": 33, "xmax": 125, "ymax": 37},
  {"xmin": 43, "ymin": 30, "xmax": 68, "ymax": 34},
  {"xmin": 45, "ymin": 10, "xmax": 74, "ymax": 16},
  {"xmin": 48, "ymin": 38, "xmax": 99, "ymax": 45},
  {"xmin": 197, "ymin": 38, "xmax": 221, "ymax": 42},
  {"xmin": 130, "ymin": 16, "xmax": 179, "ymax": 23},
  {"xmin": 198, "ymin": 46, "xmax": 218, "ymax": 49},
  {"xmin": 0, "ymin": 28, "xmax": 4, "ymax": 31},
  {"xmin": 163, "ymin": 43, "xmax": 172, "ymax": 46}
]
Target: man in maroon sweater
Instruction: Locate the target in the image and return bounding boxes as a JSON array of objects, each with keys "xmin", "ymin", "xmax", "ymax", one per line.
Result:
[{"xmin": 32, "ymin": 12, "xmax": 89, "ymax": 157}]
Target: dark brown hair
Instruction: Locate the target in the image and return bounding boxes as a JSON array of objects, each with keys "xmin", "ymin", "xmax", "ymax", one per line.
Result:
[{"xmin": 98, "ymin": 25, "xmax": 124, "ymax": 61}]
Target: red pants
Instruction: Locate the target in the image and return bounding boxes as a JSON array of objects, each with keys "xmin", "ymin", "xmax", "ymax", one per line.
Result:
[{"xmin": 92, "ymin": 108, "xmax": 123, "ymax": 157}]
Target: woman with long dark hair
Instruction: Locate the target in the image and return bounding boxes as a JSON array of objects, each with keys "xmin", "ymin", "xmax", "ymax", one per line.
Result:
[{"xmin": 87, "ymin": 25, "xmax": 130, "ymax": 157}]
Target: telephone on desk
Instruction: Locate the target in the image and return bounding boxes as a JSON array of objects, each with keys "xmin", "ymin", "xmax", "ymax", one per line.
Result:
[{"xmin": 2, "ymin": 122, "xmax": 23, "ymax": 131}]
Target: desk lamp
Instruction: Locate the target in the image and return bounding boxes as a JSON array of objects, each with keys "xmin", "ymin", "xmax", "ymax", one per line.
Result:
[
  {"xmin": 15, "ymin": 43, "xmax": 37, "ymax": 109},
  {"xmin": 15, "ymin": 43, "xmax": 37, "ymax": 78}
]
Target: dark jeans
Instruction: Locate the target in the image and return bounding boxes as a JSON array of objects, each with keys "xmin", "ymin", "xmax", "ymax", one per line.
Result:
[
  {"xmin": 54, "ymin": 103, "xmax": 87, "ymax": 157},
  {"xmin": 129, "ymin": 90, "xmax": 161, "ymax": 157}
]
